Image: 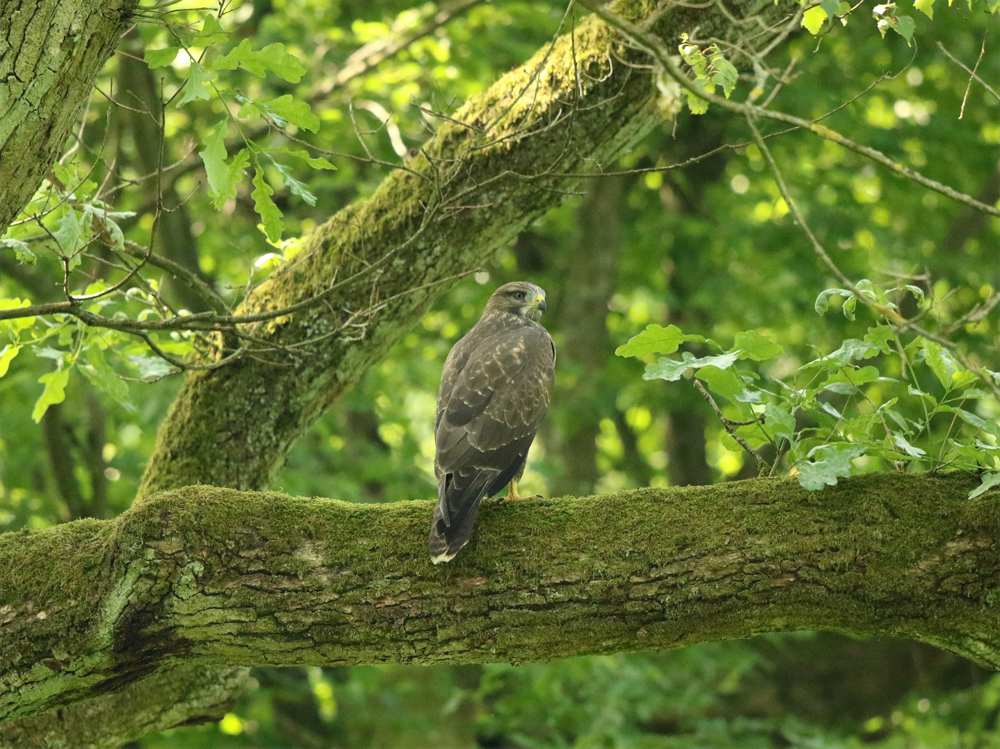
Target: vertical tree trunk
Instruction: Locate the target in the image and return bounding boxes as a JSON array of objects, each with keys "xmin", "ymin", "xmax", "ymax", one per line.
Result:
[
  {"xmin": 552, "ymin": 175, "xmax": 626, "ymax": 497},
  {"xmin": 0, "ymin": 0, "xmax": 140, "ymax": 234}
]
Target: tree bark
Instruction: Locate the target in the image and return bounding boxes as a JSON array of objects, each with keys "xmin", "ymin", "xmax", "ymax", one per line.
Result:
[
  {"xmin": 0, "ymin": 0, "xmax": 139, "ymax": 234},
  {"xmin": 1, "ymin": 472, "xmax": 997, "ymax": 729}
]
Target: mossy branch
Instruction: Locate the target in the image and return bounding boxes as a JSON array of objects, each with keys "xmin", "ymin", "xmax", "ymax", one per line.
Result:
[{"xmin": 2, "ymin": 472, "xmax": 998, "ymax": 727}]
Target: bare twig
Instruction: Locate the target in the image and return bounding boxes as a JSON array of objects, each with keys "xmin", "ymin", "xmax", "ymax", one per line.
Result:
[
  {"xmin": 937, "ymin": 37, "xmax": 996, "ymax": 116},
  {"xmin": 693, "ymin": 379, "xmax": 771, "ymax": 475},
  {"xmin": 573, "ymin": 0, "xmax": 1000, "ymax": 219}
]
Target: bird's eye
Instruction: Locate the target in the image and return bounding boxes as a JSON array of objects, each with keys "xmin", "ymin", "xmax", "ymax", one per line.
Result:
[{"xmin": 512, "ymin": 290, "xmax": 526, "ymax": 301}]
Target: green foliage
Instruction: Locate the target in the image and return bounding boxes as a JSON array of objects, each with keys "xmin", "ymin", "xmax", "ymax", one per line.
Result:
[
  {"xmin": 677, "ymin": 36, "xmax": 739, "ymax": 114},
  {"xmin": 618, "ymin": 278, "xmax": 1000, "ymax": 495}
]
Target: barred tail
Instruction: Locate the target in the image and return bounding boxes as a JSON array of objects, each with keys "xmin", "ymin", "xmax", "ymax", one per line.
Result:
[{"xmin": 428, "ymin": 493, "xmax": 485, "ymax": 564}]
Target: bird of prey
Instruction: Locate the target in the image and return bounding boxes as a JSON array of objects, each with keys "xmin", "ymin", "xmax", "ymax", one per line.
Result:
[{"xmin": 428, "ymin": 281, "xmax": 556, "ymax": 564}]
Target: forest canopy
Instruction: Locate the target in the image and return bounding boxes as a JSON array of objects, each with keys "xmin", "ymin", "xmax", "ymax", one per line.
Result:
[{"xmin": 1, "ymin": 0, "xmax": 999, "ymax": 746}]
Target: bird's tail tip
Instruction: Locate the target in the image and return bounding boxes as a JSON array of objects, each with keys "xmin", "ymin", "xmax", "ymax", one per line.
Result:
[
  {"xmin": 428, "ymin": 525, "xmax": 466, "ymax": 564},
  {"xmin": 429, "ymin": 549, "xmax": 458, "ymax": 564}
]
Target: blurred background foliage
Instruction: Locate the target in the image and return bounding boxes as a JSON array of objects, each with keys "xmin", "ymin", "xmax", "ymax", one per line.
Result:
[{"xmin": 2, "ymin": 0, "xmax": 999, "ymax": 745}]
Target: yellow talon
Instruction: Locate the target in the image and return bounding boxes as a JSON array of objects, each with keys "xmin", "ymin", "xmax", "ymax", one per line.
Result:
[{"xmin": 503, "ymin": 478, "xmax": 529, "ymax": 502}]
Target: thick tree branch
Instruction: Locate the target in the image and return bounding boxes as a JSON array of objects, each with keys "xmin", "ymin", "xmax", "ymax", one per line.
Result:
[{"xmin": 1, "ymin": 472, "xmax": 997, "ymax": 726}]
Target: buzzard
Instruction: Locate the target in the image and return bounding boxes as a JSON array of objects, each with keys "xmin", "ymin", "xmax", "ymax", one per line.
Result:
[{"xmin": 428, "ymin": 282, "xmax": 556, "ymax": 563}]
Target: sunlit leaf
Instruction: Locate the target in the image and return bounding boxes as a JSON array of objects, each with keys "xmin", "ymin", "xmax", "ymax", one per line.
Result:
[
  {"xmin": 0, "ymin": 345, "xmax": 19, "ymax": 377},
  {"xmin": 616, "ymin": 324, "xmax": 705, "ymax": 358},
  {"xmin": 145, "ymin": 47, "xmax": 179, "ymax": 69},
  {"xmin": 969, "ymin": 472, "xmax": 1000, "ymax": 499},
  {"xmin": 32, "ymin": 369, "xmax": 69, "ymax": 423},
  {"xmin": 733, "ymin": 331, "xmax": 783, "ymax": 361},
  {"xmin": 796, "ymin": 444, "xmax": 867, "ymax": 490},
  {"xmin": 803, "ymin": 5, "xmax": 828, "ymax": 34},
  {"xmin": 212, "ymin": 39, "xmax": 306, "ymax": 83},
  {"xmin": 177, "ymin": 61, "xmax": 216, "ymax": 106},
  {"xmin": 252, "ymin": 165, "xmax": 284, "ymax": 242}
]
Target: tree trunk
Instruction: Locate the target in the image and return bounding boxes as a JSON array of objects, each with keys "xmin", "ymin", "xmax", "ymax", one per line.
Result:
[
  {"xmin": 552, "ymin": 174, "xmax": 626, "ymax": 497},
  {"xmin": 0, "ymin": 0, "xmax": 140, "ymax": 234}
]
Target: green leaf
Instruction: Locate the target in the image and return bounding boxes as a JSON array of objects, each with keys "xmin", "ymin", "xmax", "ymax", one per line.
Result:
[
  {"xmin": 892, "ymin": 433, "xmax": 926, "ymax": 458},
  {"xmin": 802, "ymin": 5, "xmax": 829, "ymax": 33},
  {"xmin": 252, "ymin": 166, "xmax": 283, "ymax": 242},
  {"xmin": 684, "ymin": 80, "xmax": 710, "ymax": 115},
  {"xmin": 958, "ymin": 387, "xmax": 991, "ymax": 399},
  {"xmin": 879, "ymin": 405, "xmax": 909, "ymax": 431},
  {"xmin": 80, "ymin": 346, "xmax": 129, "ymax": 403},
  {"xmin": 710, "ymin": 57, "xmax": 738, "ymax": 98},
  {"xmin": 177, "ymin": 61, "xmax": 216, "ymax": 106},
  {"xmin": 0, "ymin": 345, "xmax": 19, "ymax": 376},
  {"xmin": 643, "ymin": 356, "xmax": 694, "ymax": 382},
  {"xmin": 308, "ymin": 156, "xmax": 337, "ymax": 170},
  {"xmin": 0, "ymin": 298, "xmax": 36, "ymax": 334},
  {"xmin": 863, "ymin": 325, "xmax": 894, "ymax": 354},
  {"xmin": 36, "ymin": 346, "xmax": 65, "ymax": 362},
  {"xmin": 194, "ymin": 15, "xmax": 228, "ymax": 45},
  {"xmin": 892, "ymin": 14, "xmax": 916, "ymax": 43},
  {"xmin": 238, "ymin": 100, "xmax": 265, "ymax": 120},
  {"xmin": 764, "ymin": 403, "xmax": 796, "ymax": 443},
  {"xmin": 262, "ymin": 147, "xmax": 337, "ymax": 170},
  {"xmin": 823, "ymin": 382, "xmax": 857, "ymax": 394},
  {"xmin": 265, "ymin": 95, "xmax": 320, "ymax": 132},
  {"xmin": 145, "ymin": 47, "xmax": 179, "ymax": 69},
  {"xmin": 697, "ymin": 365, "xmax": 748, "ymax": 407},
  {"xmin": 644, "ymin": 351, "xmax": 739, "ymax": 382},
  {"xmin": 82, "ymin": 204, "xmax": 125, "ymax": 250},
  {"xmin": 226, "ymin": 149, "xmax": 251, "ymax": 200},
  {"xmin": 199, "ymin": 122, "xmax": 247, "ymax": 209},
  {"xmin": 969, "ymin": 472, "xmax": 1000, "ymax": 500},
  {"xmin": 1, "ymin": 237, "xmax": 35, "ymax": 264},
  {"xmin": 919, "ymin": 337, "xmax": 961, "ymax": 390},
  {"xmin": 815, "ymin": 288, "xmax": 852, "ymax": 315},
  {"xmin": 52, "ymin": 210, "xmax": 83, "ymax": 255},
  {"xmin": 733, "ymin": 331, "xmax": 783, "ymax": 361},
  {"xmin": 212, "ymin": 40, "xmax": 306, "ymax": 83},
  {"xmin": 820, "ymin": 0, "xmax": 842, "ymax": 15},
  {"xmin": 615, "ymin": 324, "xmax": 704, "ymax": 358},
  {"xmin": 796, "ymin": 444, "xmax": 867, "ymax": 490},
  {"xmin": 954, "ymin": 409, "xmax": 1000, "ymax": 439},
  {"xmin": 127, "ymin": 354, "xmax": 175, "ymax": 380},
  {"xmin": 823, "ymin": 366, "xmax": 880, "ymax": 392},
  {"xmin": 271, "ymin": 161, "xmax": 317, "ymax": 206},
  {"xmin": 914, "ymin": 0, "xmax": 934, "ymax": 15},
  {"xmin": 32, "ymin": 369, "xmax": 69, "ymax": 423},
  {"xmin": 693, "ymin": 351, "xmax": 740, "ymax": 371}
]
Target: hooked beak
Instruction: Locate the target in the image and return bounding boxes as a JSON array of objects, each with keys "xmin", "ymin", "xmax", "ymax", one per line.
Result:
[{"xmin": 535, "ymin": 294, "xmax": 547, "ymax": 313}]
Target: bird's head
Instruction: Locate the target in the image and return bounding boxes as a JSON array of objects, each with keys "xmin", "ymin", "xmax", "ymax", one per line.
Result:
[{"xmin": 487, "ymin": 281, "xmax": 548, "ymax": 321}]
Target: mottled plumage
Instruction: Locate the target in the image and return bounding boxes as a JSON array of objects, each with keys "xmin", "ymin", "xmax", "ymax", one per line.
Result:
[{"xmin": 428, "ymin": 282, "xmax": 556, "ymax": 564}]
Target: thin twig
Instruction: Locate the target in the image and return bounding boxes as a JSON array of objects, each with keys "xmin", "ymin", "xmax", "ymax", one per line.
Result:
[
  {"xmin": 573, "ymin": 0, "xmax": 1000, "ymax": 219},
  {"xmin": 693, "ymin": 379, "xmax": 771, "ymax": 474}
]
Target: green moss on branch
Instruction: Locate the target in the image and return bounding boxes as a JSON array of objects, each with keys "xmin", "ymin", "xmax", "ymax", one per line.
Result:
[{"xmin": 2, "ymin": 472, "xmax": 998, "ymax": 725}]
